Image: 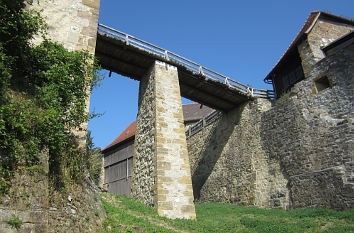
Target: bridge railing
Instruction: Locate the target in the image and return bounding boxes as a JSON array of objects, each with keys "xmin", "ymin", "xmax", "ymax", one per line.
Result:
[
  {"xmin": 98, "ymin": 24, "xmax": 274, "ymax": 99},
  {"xmin": 185, "ymin": 110, "xmax": 222, "ymax": 138}
]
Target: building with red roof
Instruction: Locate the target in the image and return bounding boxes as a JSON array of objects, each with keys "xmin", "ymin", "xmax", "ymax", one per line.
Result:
[
  {"xmin": 264, "ymin": 11, "xmax": 354, "ymax": 97},
  {"xmin": 102, "ymin": 103, "xmax": 214, "ymax": 195}
]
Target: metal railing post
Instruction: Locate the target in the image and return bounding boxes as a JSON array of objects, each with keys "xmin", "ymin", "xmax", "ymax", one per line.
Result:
[
  {"xmin": 125, "ymin": 34, "xmax": 129, "ymax": 45},
  {"xmin": 199, "ymin": 66, "xmax": 204, "ymax": 75}
]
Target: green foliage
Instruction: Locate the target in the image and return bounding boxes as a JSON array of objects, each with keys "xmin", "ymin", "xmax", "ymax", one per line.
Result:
[
  {"xmin": 94, "ymin": 210, "xmax": 100, "ymax": 217},
  {"xmin": 86, "ymin": 130, "xmax": 103, "ymax": 186},
  {"xmin": 99, "ymin": 193, "xmax": 354, "ymax": 233},
  {"xmin": 279, "ymin": 90, "xmax": 291, "ymax": 101},
  {"xmin": 0, "ymin": 0, "xmax": 102, "ymax": 193},
  {"xmin": 6, "ymin": 215, "xmax": 23, "ymax": 230}
]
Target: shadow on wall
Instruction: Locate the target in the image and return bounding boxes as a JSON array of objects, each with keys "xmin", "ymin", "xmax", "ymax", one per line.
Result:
[
  {"xmin": 259, "ymin": 99, "xmax": 296, "ymax": 208},
  {"xmin": 259, "ymin": 52, "xmax": 354, "ymax": 209},
  {"xmin": 191, "ymin": 104, "xmax": 245, "ymax": 200}
]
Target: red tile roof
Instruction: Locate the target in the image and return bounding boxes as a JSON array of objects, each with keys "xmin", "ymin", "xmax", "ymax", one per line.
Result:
[
  {"xmin": 264, "ymin": 11, "xmax": 320, "ymax": 81},
  {"xmin": 182, "ymin": 103, "xmax": 214, "ymax": 122},
  {"xmin": 102, "ymin": 121, "xmax": 136, "ymax": 152},
  {"xmin": 264, "ymin": 11, "xmax": 354, "ymax": 81}
]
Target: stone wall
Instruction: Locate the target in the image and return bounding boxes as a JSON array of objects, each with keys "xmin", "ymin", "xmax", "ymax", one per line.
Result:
[
  {"xmin": 188, "ymin": 43, "xmax": 353, "ymax": 210},
  {"xmin": 187, "ymin": 99, "xmax": 289, "ymax": 209},
  {"xmin": 0, "ymin": 154, "xmax": 49, "ymax": 232},
  {"xmin": 298, "ymin": 18, "xmax": 353, "ymax": 77},
  {"xmin": 261, "ymin": 43, "xmax": 354, "ymax": 210},
  {"xmin": 0, "ymin": 153, "xmax": 106, "ymax": 233}
]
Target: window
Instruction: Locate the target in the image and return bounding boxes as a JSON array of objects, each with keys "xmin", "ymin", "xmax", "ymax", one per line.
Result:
[
  {"xmin": 280, "ymin": 65, "xmax": 305, "ymax": 93},
  {"xmin": 314, "ymin": 76, "xmax": 330, "ymax": 93}
]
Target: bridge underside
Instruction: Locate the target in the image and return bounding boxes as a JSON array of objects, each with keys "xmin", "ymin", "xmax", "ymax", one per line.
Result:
[{"xmin": 95, "ymin": 33, "xmax": 252, "ymax": 111}]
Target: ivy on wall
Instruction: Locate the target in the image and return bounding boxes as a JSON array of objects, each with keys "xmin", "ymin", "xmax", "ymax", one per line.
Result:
[{"xmin": 0, "ymin": 0, "xmax": 102, "ymax": 193}]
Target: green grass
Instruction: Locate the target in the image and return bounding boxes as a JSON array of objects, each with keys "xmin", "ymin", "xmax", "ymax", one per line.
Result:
[{"xmin": 99, "ymin": 193, "xmax": 354, "ymax": 232}]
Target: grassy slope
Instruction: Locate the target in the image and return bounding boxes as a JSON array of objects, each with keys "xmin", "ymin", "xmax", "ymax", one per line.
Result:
[{"xmin": 99, "ymin": 193, "xmax": 354, "ymax": 233}]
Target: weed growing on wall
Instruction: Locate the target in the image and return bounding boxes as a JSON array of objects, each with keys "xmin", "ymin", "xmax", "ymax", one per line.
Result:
[
  {"xmin": 5, "ymin": 215, "xmax": 23, "ymax": 230},
  {"xmin": 0, "ymin": 0, "xmax": 102, "ymax": 193}
]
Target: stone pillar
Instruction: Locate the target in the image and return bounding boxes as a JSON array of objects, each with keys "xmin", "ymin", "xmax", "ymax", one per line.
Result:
[
  {"xmin": 29, "ymin": 0, "xmax": 100, "ymax": 53},
  {"xmin": 131, "ymin": 61, "xmax": 196, "ymax": 219},
  {"xmin": 28, "ymin": 0, "xmax": 100, "ymax": 144}
]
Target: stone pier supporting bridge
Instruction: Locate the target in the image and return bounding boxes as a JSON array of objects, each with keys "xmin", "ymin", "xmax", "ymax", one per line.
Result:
[{"xmin": 95, "ymin": 25, "xmax": 272, "ymax": 219}]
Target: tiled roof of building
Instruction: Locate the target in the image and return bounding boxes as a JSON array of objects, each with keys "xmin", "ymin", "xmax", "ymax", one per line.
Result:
[
  {"xmin": 102, "ymin": 121, "xmax": 136, "ymax": 152},
  {"xmin": 102, "ymin": 103, "xmax": 214, "ymax": 152},
  {"xmin": 183, "ymin": 103, "xmax": 214, "ymax": 122},
  {"xmin": 264, "ymin": 11, "xmax": 354, "ymax": 81}
]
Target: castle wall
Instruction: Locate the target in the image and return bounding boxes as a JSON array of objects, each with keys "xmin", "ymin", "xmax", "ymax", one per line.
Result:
[
  {"xmin": 188, "ymin": 43, "xmax": 353, "ymax": 210},
  {"xmin": 187, "ymin": 99, "xmax": 289, "ymax": 209},
  {"xmin": 262, "ymin": 43, "xmax": 354, "ymax": 209},
  {"xmin": 29, "ymin": 0, "xmax": 100, "ymax": 54}
]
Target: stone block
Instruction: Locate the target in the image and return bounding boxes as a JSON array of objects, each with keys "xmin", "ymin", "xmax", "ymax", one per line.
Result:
[
  {"xmin": 156, "ymin": 161, "xmax": 171, "ymax": 170},
  {"xmin": 159, "ymin": 176, "xmax": 172, "ymax": 182},
  {"xmin": 181, "ymin": 205, "xmax": 195, "ymax": 213},
  {"xmin": 178, "ymin": 176, "xmax": 192, "ymax": 184},
  {"xmin": 82, "ymin": 0, "xmax": 100, "ymax": 9},
  {"xmin": 158, "ymin": 202, "xmax": 173, "ymax": 210}
]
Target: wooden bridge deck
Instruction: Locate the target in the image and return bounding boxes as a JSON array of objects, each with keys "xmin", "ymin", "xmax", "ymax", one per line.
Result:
[{"xmin": 95, "ymin": 24, "xmax": 273, "ymax": 111}]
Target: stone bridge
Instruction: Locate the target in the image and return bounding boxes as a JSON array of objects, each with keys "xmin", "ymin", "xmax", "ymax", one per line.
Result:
[{"xmin": 29, "ymin": 0, "xmax": 273, "ymax": 220}]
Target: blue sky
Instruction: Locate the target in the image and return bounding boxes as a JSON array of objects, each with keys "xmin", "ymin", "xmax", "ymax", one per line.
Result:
[{"xmin": 88, "ymin": 0, "xmax": 353, "ymax": 149}]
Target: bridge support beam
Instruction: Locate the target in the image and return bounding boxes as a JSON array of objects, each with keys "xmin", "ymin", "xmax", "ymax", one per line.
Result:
[{"xmin": 131, "ymin": 61, "xmax": 196, "ymax": 219}]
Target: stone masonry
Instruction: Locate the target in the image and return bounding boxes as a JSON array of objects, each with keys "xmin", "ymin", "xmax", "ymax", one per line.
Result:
[
  {"xmin": 298, "ymin": 18, "xmax": 353, "ymax": 77},
  {"xmin": 29, "ymin": 0, "xmax": 100, "ymax": 54},
  {"xmin": 187, "ymin": 99, "xmax": 289, "ymax": 209},
  {"xmin": 131, "ymin": 61, "xmax": 196, "ymax": 219},
  {"xmin": 187, "ymin": 27, "xmax": 353, "ymax": 210},
  {"xmin": 261, "ymin": 42, "xmax": 354, "ymax": 209},
  {"xmin": 131, "ymin": 62, "xmax": 157, "ymax": 206}
]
